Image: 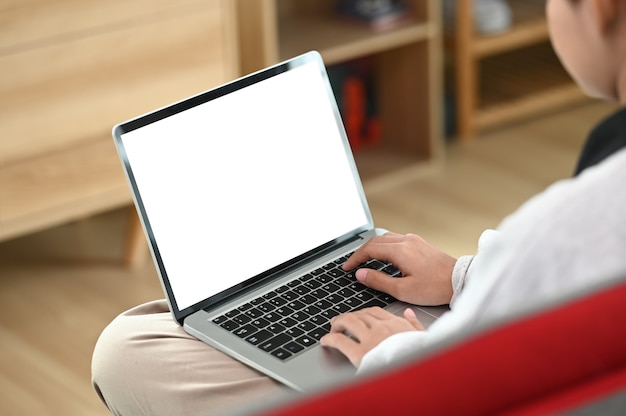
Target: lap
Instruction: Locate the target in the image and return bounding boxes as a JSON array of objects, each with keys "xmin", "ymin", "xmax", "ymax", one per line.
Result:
[{"xmin": 92, "ymin": 299, "xmax": 286, "ymax": 416}]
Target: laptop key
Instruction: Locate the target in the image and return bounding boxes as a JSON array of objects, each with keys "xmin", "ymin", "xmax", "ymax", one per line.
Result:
[
  {"xmin": 246, "ymin": 329, "xmax": 273, "ymax": 345},
  {"xmin": 382, "ymin": 264, "xmax": 402, "ymax": 277},
  {"xmin": 335, "ymin": 276, "xmax": 352, "ymax": 287},
  {"xmin": 316, "ymin": 274, "xmax": 333, "ymax": 283},
  {"xmin": 284, "ymin": 341, "xmax": 304, "ymax": 354},
  {"xmin": 337, "ymin": 287, "xmax": 356, "ymax": 298},
  {"xmin": 262, "ymin": 291, "xmax": 278, "ymax": 300},
  {"xmin": 233, "ymin": 324, "xmax": 257, "ymax": 338},
  {"xmin": 279, "ymin": 316, "xmax": 297, "ymax": 328},
  {"xmin": 263, "ymin": 312, "xmax": 281, "ymax": 322},
  {"xmin": 320, "ymin": 309, "xmax": 340, "ymax": 320},
  {"xmin": 322, "ymin": 282, "xmax": 340, "ymax": 293},
  {"xmin": 225, "ymin": 309, "xmax": 240, "ymax": 318},
  {"xmin": 286, "ymin": 327, "xmax": 304, "ymax": 338},
  {"xmin": 271, "ymin": 348, "xmax": 292, "ymax": 360},
  {"xmin": 308, "ymin": 314, "xmax": 326, "ymax": 326},
  {"xmin": 300, "ymin": 294, "xmax": 318, "ymax": 305},
  {"xmin": 212, "ymin": 315, "xmax": 228, "ymax": 325},
  {"xmin": 269, "ymin": 297, "xmax": 288, "ymax": 307},
  {"xmin": 297, "ymin": 320, "xmax": 316, "ymax": 332},
  {"xmin": 355, "ymin": 291, "xmax": 374, "ymax": 302},
  {"xmin": 348, "ymin": 282, "xmax": 367, "ymax": 292},
  {"xmin": 365, "ymin": 260, "xmax": 386, "ymax": 270},
  {"xmin": 326, "ymin": 293, "xmax": 344, "ymax": 304},
  {"xmin": 304, "ymin": 279, "xmax": 323, "ymax": 289},
  {"xmin": 368, "ymin": 288, "xmax": 385, "ymax": 298},
  {"xmin": 245, "ymin": 308, "xmax": 264, "ymax": 319},
  {"xmin": 378, "ymin": 293, "xmax": 396, "ymax": 304},
  {"xmin": 309, "ymin": 289, "xmax": 329, "ymax": 300},
  {"xmin": 257, "ymin": 302, "xmax": 275, "ymax": 313},
  {"xmin": 355, "ymin": 299, "xmax": 387, "ymax": 310},
  {"xmin": 287, "ymin": 300, "xmax": 305, "ymax": 310},
  {"xmin": 232, "ymin": 314, "xmax": 252, "ymax": 325},
  {"xmin": 308, "ymin": 327, "xmax": 329, "ymax": 340},
  {"xmin": 237, "ymin": 303, "xmax": 253, "ymax": 312},
  {"xmin": 281, "ymin": 291, "xmax": 298, "ymax": 301},
  {"xmin": 291, "ymin": 311, "xmax": 308, "ymax": 321},
  {"xmin": 332, "ymin": 303, "xmax": 351, "ymax": 314},
  {"xmin": 219, "ymin": 320, "xmax": 240, "ymax": 331},
  {"xmin": 259, "ymin": 333, "xmax": 292, "ymax": 352},
  {"xmin": 296, "ymin": 335, "xmax": 316, "ymax": 348},
  {"xmin": 344, "ymin": 296, "xmax": 363, "ymax": 309},
  {"xmin": 314, "ymin": 299, "xmax": 333, "ymax": 310},
  {"xmin": 275, "ymin": 285, "xmax": 290, "ymax": 293},
  {"xmin": 299, "ymin": 273, "xmax": 315, "ymax": 281},
  {"xmin": 250, "ymin": 297, "xmax": 264, "ymax": 306},
  {"xmin": 267, "ymin": 323, "xmax": 287, "ymax": 334},
  {"xmin": 250, "ymin": 317, "xmax": 270, "ymax": 329},
  {"xmin": 292, "ymin": 285, "xmax": 311, "ymax": 296},
  {"xmin": 322, "ymin": 262, "xmax": 335, "ymax": 270},
  {"xmin": 326, "ymin": 268, "xmax": 344, "ymax": 278},
  {"xmin": 275, "ymin": 306, "xmax": 294, "ymax": 317},
  {"xmin": 302, "ymin": 305, "xmax": 321, "ymax": 316}
]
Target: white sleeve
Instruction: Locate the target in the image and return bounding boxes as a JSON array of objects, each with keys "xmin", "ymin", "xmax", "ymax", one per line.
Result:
[
  {"xmin": 357, "ymin": 331, "xmax": 429, "ymax": 376},
  {"xmin": 450, "ymin": 255, "xmax": 473, "ymax": 308},
  {"xmin": 450, "ymin": 229, "xmax": 500, "ymax": 308}
]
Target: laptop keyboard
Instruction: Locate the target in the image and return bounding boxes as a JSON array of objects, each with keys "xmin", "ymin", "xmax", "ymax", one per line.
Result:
[{"xmin": 211, "ymin": 253, "xmax": 401, "ymax": 361}]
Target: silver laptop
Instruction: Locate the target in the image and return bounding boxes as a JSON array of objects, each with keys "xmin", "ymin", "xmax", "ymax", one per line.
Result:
[{"xmin": 112, "ymin": 51, "xmax": 447, "ymax": 392}]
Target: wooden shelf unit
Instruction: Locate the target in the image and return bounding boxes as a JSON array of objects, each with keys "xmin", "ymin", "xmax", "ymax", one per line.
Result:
[
  {"xmin": 0, "ymin": 0, "xmax": 238, "ymax": 264},
  {"xmin": 447, "ymin": 0, "xmax": 588, "ymax": 140},
  {"xmin": 235, "ymin": 0, "xmax": 444, "ymax": 181}
]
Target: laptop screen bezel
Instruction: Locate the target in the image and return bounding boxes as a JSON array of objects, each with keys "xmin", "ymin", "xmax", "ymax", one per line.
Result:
[{"xmin": 112, "ymin": 51, "xmax": 374, "ymax": 325}]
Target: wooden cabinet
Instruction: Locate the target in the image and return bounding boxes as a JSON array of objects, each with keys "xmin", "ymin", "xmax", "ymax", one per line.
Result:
[
  {"xmin": 0, "ymin": 0, "xmax": 238, "ymax": 261},
  {"xmin": 234, "ymin": 0, "xmax": 443, "ymax": 181},
  {"xmin": 0, "ymin": 0, "xmax": 442, "ymax": 257},
  {"xmin": 446, "ymin": 0, "xmax": 588, "ymax": 140}
]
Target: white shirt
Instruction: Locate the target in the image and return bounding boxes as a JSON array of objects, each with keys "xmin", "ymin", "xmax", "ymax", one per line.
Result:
[{"xmin": 358, "ymin": 148, "xmax": 626, "ymax": 374}]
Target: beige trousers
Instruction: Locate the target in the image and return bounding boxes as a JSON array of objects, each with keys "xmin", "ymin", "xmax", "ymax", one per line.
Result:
[{"xmin": 91, "ymin": 299, "xmax": 287, "ymax": 416}]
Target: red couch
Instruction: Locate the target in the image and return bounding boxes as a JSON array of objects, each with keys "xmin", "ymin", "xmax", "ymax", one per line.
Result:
[{"xmin": 260, "ymin": 278, "xmax": 626, "ymax": 415}]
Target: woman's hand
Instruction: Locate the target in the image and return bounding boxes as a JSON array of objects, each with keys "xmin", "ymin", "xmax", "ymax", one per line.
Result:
[
  {"xmin": 320, "ymin": 307, "xmax": 424, "ymax": 367},
  {"xmin": 343, "ymin": 232, "xmax": 456, "ymax": 306}
]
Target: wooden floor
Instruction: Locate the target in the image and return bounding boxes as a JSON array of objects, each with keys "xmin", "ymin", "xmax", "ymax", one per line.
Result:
[{"xmin": 0, "ymin": 100, "xmax": 617, "ymax": 415}]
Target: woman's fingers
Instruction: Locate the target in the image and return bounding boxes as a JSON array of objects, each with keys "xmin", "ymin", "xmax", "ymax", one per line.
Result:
[
  {"xmin": 321, "ymin": 307, "xmax": 424, "ymax": 367},
  {"xmin": 342, "ymin": 235, "xmax": 403, "ymax": 270},
  {"xmin": 403, "ymin": 308, "xmax": 425, "ymax": 330}
]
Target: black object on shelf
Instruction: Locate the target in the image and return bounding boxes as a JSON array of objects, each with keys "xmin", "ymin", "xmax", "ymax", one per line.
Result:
[{"xmin": 336, "ymin": 0, "xmax": 412, "ymax": 32}]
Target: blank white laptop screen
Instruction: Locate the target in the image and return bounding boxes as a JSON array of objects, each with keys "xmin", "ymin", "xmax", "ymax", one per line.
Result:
[{"xmin": 119, "ymin": 61, "xmax": 369, "ymax": 311}]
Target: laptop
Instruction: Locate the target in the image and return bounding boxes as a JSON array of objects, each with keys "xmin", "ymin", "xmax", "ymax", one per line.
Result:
[{"xmin": 112, "ymin": 51, "xmax": 447, "ymax": 392}]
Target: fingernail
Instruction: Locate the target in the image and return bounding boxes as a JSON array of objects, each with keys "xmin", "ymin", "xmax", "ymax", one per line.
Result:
[{"xmin": 355, "ymin": 268, "xmax": 367, "ymax": 282}]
